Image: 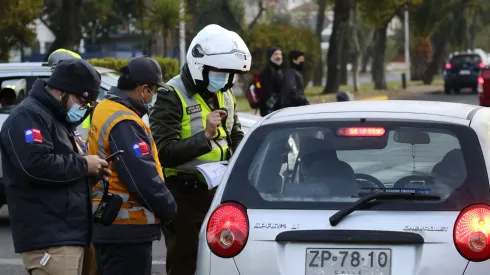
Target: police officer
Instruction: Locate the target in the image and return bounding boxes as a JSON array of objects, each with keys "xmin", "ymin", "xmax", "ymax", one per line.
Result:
[
  {"xmin": 0, "ymin": 59, "xmax": 110, "ymax": 275},
  {"xmin": 87, "ymin": 56, "xmax": 177, "ymax": 275},
  {"xmin": 47, "ymin": 48, "xmax": 99, "ymax": 275},
  {"xmin": 149, "ymin": 24, "xmax": 251, "ymax": 275}
]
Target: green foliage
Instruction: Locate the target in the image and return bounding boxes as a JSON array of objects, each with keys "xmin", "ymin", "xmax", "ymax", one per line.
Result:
[
  {"xmin": 358, "ymin": 0, "xmax": 422, "ymax": 27},
  {"xmin": 0, "ymin": 0, "xmax": 43, "ymax": 61},
  {"xmin": 87, "ymin": 57, "xmax": 180, "ymax": 81},
  {"xmin": 243, "ymin": 23, "xmax": 321, "ymax": 83},
  {"xmin": 146, "ymin": 0, "xmax": 183, "ymax": 33}
]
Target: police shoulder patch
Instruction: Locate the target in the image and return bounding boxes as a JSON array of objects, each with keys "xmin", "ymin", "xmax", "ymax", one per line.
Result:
[
  {"xmin": 25, "ymin": 128, "xmax": 43, "ymax": 143},
  {"xmin": 132, "ymin": 141, "xmax": 150, "ymax": 158}
]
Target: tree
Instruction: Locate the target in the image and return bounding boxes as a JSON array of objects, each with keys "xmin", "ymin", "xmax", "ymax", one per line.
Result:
[
  {"xmin": 323, "ymin": 0, "xmax": 354, "ymax": 94},
  {"xmin": 313, "ymin": 0, "xmax": 328, "ymax": 86},
  {"xmin": 44, "ymin": 0, "xmax": 83, "ymax": 59},
  {"xmin": 350, "ymin": 3, "xmax": 374, "ymax": 92},
  {"xmin": 146, "ymin": 0, "xmax": 183, "ymax": 57},
  {"xmin": 358, "ymin": 0, "xmax": 421, "ymax": 90},
  {"xmin": 195, "ymin": 0, "xmax": 245, "ymax": 34},
  {"xmin": 423, "ymin": 0, "xmax": 470, "ymax": 84},
  {"xmin": 0, "ymin": 0, "xmax": 43, "ymax": 61}
]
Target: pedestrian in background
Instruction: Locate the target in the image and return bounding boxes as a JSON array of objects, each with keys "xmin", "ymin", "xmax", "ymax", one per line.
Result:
[
  {"xmin": 87, "ymin": 56, "xmax": 177, "ymax": 275},
  {"xmin": 280, "ymin": 50, "xmax": 310, "ymax": 109},
  {"xmin": 0, "ymin": 59, "xmax": 111, "ymax": 275},
  {"xmin": 259, "ymin": 47, "xmax": 284, "ymax": 116}
]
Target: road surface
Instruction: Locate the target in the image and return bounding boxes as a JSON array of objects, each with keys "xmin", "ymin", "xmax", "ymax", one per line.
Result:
[{"xmin": 0, "ymin": 89, "xmax": 479, "ymax": 274}]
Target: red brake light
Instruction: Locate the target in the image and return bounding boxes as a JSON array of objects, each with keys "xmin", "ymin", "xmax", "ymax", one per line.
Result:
[
  {"xmin": 453, "ymin": 204, "xmax": 490, "ymax": 262},
  {"xmin": 337, "ymin": 127, "xmax": 386, "ymax": 137},
  {"xmin": 478, "ymin": 76, "xmax": 484, "ymax": 85},
  {"xmin": 480, "ymin": 62, "xmax": 485, "ymax": 68},
  {"xmin": 206, "ymin": 202, "xmax": 249, "ymax": 258},
  {"xmin": 445, "ymin": 63, "xmax": 452, "ymax": 69}
]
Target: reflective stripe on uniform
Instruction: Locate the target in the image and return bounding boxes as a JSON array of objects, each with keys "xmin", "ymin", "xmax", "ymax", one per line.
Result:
[{"xmin": 88, "ymin": 99, "xmax": 164, "ymax": 225}]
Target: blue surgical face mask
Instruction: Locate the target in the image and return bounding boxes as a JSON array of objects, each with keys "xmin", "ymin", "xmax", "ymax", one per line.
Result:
[
  {"xmin": 207, "ymin": 71, "xmax": 229, "ymax": 93},
  {"xmin": 66, "ymin": 95, "xmax": 87, "ymax": 123}
]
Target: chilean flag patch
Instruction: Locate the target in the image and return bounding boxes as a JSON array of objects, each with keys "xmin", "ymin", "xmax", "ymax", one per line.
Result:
[
  {"xmin": 25, "ymin": 129, "xmax": 43, "ymax": 143},
  {"xmin": 133, "ymin": 141, "xmax": 150, "ymax": 157}
]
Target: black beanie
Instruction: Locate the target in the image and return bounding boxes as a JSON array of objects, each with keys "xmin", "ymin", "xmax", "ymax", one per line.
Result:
[
  {"xmin": 47, "ymin": 59, "xmax": 101, "ymax": 102},
  {"xmin": 267, "ymin": 47, "xmax": 280, "ymax": 59}
]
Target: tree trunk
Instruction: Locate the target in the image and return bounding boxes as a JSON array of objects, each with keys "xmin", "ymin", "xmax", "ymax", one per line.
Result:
[
  {"xmin": 313, "ymin": 0, "xmax": 328, "ymax": 86},
  {"xmin": 361, "ymin": 44, "xmax": 371, "ymax": 73},
  {"xmin": 186, "ymin": 0, "xmax": 198, "ymax": 44},
  {"xmin": 410, "ymin": 36, "xmax": 432, "ymax": 81},
  {"xmin": 424, "ymin": 0, "xmax": 469, "ymax": 84},
  {"xmin": 323, "ymin": 0, "xmax": 354, "ymax": 94},
  {"xmin": 44, "ymin": 0, "xmax": 83, "ymax": 60},
  {"xmin": 339, "ymin": 33, "xmax": 349, "ymax": 85},
  {"xmin": 371, "ymin": 25, "xmax": 388, "ymax": 90},
  {"xmin": 351, "ymin": 5, "xmax": 361, "ymax": 93},
  {"xmin": 469, "ymin": 12, "xmax": 477, "ymax": 50}
]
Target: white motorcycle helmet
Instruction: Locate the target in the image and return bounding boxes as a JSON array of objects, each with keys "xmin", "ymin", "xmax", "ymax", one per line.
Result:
[{"xmin": 186, "ymin": 24, "xmax": 252, "ymax": 92}]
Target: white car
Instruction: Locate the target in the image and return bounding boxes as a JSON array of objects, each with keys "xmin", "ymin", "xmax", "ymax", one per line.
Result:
[{"xmin": 197, "ymin": 100, "xmax": 490, "ymax": 275}]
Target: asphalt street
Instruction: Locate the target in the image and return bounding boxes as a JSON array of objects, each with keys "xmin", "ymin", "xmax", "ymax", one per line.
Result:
[{"xmin": 0, "ymin": 88, "xmax": 479, "ymax": 275}]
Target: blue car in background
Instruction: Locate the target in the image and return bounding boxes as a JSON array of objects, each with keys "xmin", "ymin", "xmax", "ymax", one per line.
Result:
[{"xmin": 444, "ymin": 53, "xmax": 485, "ymax": 94}]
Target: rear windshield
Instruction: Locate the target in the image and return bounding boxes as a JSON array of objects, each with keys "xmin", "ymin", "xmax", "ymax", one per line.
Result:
[
  {"xmin": 450, "ymin": 54, "xmax": 482, "ymax": 65},
  {"xmin": 222, "ymin": 121, "xmax": 490, "ymax": 210}
]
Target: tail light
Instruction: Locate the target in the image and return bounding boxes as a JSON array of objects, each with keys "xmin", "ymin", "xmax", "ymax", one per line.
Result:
[
  {"xmin": 206, "ymin": 202, "xmax": 249, "ymax": 258},
  {"xmin": 480, "ymin": 62, "xmax": 485, "ymax": 68},
  {"xmin": 478, "ymin": 76, "xmax": 484, "ymax": 85},
  {"xmin": 445, "ymin": 63, "xmax": 452, "ymax": 69},
  {"xmin": 453, "ymin": 204, "xmax": 490, "ymax": 262}
]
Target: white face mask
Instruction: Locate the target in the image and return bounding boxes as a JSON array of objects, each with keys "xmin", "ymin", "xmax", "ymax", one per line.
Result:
[{"xmin": 207, "ymin": 71, "xmax": 229, "ymax": 93}]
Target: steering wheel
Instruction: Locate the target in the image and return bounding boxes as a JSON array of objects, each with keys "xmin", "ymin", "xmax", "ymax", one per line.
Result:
[
  {"xmin": 355, "ymin": 173, "xmax": 385, "ymax": 188},
  {"xmin": 393, "ymin": 175, "xmax": 435, "ymax": 189}
]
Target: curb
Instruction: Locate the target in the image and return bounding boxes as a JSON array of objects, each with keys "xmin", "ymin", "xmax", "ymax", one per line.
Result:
[{"xmin": 359, "ymin": 95, "xmax": 389, "ymax": 101}]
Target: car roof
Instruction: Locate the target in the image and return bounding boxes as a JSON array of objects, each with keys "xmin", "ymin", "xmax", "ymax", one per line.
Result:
[
  {"xmin": 265, "ymin": 100, "xmax": 482, "ymax": 124},
  {"xmin": 0, "ymin": 62, "xmax": 115, "ymax": 74}
]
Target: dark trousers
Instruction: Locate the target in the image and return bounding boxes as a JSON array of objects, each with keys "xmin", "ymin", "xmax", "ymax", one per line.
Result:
[
  {"xmin": 94, "ymin": 242, "xmax": 153, "ymax": 275},
  {"xmin": 163, "ymin": 182, "xmax": 215, "ymax": 275}
]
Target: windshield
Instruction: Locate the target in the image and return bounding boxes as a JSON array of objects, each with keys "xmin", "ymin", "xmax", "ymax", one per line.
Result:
[
  {"xmin": 450, "ymin": 54, "xmax": 482, "ymax": 65},
  {"xmin": 101, "ymin": 72, "xmax": 119, "ymax": 87},
  {"xmin": 222, "ymin": 121, "xmax": 490, "ymax": 211}
]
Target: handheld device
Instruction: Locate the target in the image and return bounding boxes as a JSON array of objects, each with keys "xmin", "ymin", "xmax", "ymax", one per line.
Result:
[
  {"xmin": 105, "ymin": 150, "xmax": 124, "ymax": 161},
  {"xmin": 93, "ymin": 150, "xmax": 125, "ymax": 226}
]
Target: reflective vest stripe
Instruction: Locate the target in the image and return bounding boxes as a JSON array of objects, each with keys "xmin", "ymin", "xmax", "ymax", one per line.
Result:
[
  {"xmin": 168, "ymin": 77, "xmax": 206, "ymax": 136},
  {"xmin": 95, "ymin": 110, "xmax": 139, "ymax": 159},
  {"xmin": 88, "ymin": 99, "xmax": 163, "ymax": 225},
  {"xmin": 164, "ymin": 76, "xmax": 235, "ymax": 178}
]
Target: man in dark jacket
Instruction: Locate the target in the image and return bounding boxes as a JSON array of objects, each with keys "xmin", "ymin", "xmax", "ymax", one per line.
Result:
[
  {"xmin": 281, "ymin": 50, "xmax": 310, "ymax": 108},
  {"xmin": 0, "ymin": 59, "xmax": 111, "ymax": 275},
  {"xmin": 259, "ymin": 47, "xmax": 283, "ymax": 116},
  {"xmin": 87, "ymin": 56, "xmax": 177, "ymax": 275}
]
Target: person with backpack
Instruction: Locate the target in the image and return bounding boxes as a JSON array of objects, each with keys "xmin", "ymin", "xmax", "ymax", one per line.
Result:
[{"xmin": 258, "ymin": 47, "xmax": 284, "ymax": 116}]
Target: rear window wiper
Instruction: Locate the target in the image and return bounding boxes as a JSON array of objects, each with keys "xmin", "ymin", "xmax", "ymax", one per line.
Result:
[{"xmin": 329, "ymin": 192, "xmax": 441, "ymax": 226}]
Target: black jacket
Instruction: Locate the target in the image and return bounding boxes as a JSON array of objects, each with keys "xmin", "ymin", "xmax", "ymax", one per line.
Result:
[
  {"xmin": 92, "ymin": 87, "xmax": 177, "ymax": 244},
  {"xmin": 0, "ymin": 80, "xmax": 92, "ymax": 253},
  {"xmin": 281, "ymin": 67, "xmax": 309, "ymax": 108},
  {"xmin": 259, "ymin": 62, "xmax": 283, "ymax": 116},
  {"xmin": 149, "ymin": 64, "xmax": 244, "ymax": 169}
]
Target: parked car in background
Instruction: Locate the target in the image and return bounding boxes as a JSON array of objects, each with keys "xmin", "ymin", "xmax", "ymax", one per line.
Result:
[
  {"xmin": 444, "ymin": 53, "xmax": 485, "ymax": 94},
  {"xmin": 0, "ymin": 62, "xmax": 120, "ymax": 208}
]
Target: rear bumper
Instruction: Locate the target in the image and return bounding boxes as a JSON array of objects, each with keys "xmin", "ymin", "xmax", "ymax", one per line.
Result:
[{"xmin": 444, "ymin": 75, "xmax": 479, "ymax": 88}]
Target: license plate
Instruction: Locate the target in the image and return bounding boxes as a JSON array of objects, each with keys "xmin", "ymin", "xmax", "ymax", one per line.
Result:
[
  {"xmin": 305, "ymin": 248, "xmax": 392, "ymax": 275},
  {"xmin": 460, "ymin": 70, "xmax": 471, "ymax": 75}
]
